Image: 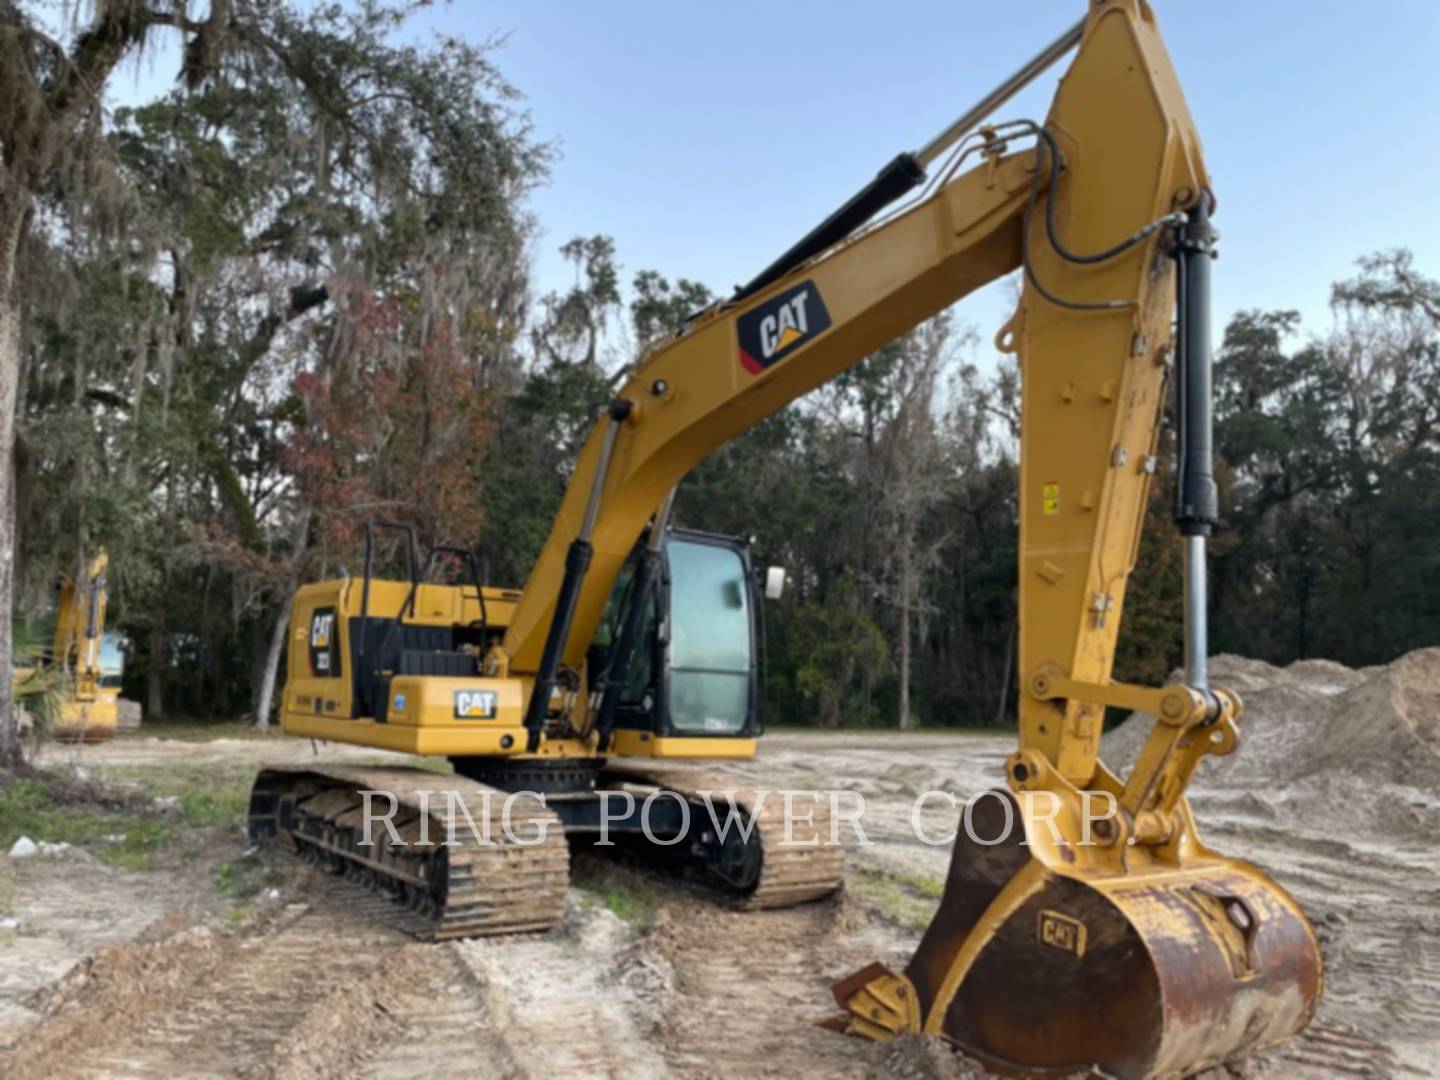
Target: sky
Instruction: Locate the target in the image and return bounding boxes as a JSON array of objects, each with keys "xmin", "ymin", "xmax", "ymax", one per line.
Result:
[
  {"xmin": 439, "ymin": 0, "xmax": 1440, "ymax": 355},
  {"xmin": 115, "ymin": 1, "xmax": 1440, "ymax": 361}
]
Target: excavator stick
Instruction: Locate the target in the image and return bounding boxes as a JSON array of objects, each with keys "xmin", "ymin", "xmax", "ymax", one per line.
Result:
[{"xmin": 832, "ymin": 791, "xmax": 1321, "ymax": 1076}]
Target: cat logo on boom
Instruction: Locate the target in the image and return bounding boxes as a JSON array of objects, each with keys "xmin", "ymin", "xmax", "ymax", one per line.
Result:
[{"xmin": 737, "ymin": 280, "xmax": 833, "ymax": 374}]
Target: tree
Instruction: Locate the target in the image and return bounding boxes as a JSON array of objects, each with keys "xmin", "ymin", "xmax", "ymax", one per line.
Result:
[
  {"xmin": 865, "ymin": 314, "xmax": 961, "ymax": 729},
  {"xmin": 630, "ymin": 270, "xmax": 712, "ymax": 360},
  {"xmin": 8, "ymin": 1, "xmax": 550, "ymax": 734},
  {"xmin": 532, "ymin": 236, "xmax": 621, "ymax": 370},
  {"xmin": 1178, "ymin": 251, "xmax": 1440, "ymax": 669},
  {"xmin": 0, "ymin": 0, "xmax": 235, "ymax": 767},
  {"xmin": 789, "ymin": 575, "xmax": 890, "ymax": 728}
]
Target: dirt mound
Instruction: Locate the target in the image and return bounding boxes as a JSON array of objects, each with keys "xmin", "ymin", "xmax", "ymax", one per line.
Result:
[
  {"xmin": 1311, "ymin": 649, "xmax": 1440, "ymax": 787},
  {"xmin": 1103, "ymin": 648, "xmax": 1440, "ymax": 832}
]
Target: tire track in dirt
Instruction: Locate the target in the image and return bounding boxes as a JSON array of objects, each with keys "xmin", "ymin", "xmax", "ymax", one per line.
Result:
[
  {"xmin": 356, "ymin": 943, "xmax": 516, "ymax": 1079},
  {"xmin": 0, "ymin": 852, "xmax": 204, "ymax": 1045},
  {"xmin": 635, "ymin": 892, "xmax": 896, "ymax": 1079},
  {"xmin": 449, "ymin": 905, "xmax": 668, "ymax": 1079},
  {"xmin": 13, "ymin": 731, "xmax": 1435, "ymax": 1078},
  {"xmin": 1208, "ymin": 824, "xmax": 1440, "ymax": 1078},
  {"xmin": 12, "ymin": 875, "xmax": 416, "ymax": 1079}
]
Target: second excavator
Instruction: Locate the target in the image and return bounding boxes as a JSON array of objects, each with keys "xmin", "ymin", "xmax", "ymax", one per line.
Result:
[
  {"xmin": 249, "ymin": 2, "xmax": 1321, "ymax": 1074},
  {"xmin": 13, "ymin": 552, "xmax": 120, "ymax": 742}
]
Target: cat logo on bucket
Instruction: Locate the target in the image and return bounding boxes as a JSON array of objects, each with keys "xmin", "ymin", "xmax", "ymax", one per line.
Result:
[
  {"xmin": 453, "ymin": 689, "xmax": 499, "ymax": 720},
  {"xmin": 737, "ymin": 280, "xmax": 832, "ymax": 374},
  {"xmin": 1038, "ymin": 910, "xmax": 1087, "ymax": 957}
]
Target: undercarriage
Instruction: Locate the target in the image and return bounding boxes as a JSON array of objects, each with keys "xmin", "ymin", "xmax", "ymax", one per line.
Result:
[{"xmin": 247, "ymin": 761, "xmax": 844, "ymax": 938}]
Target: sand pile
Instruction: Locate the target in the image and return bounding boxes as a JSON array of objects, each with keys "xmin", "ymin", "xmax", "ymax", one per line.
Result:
[{"xmin": 1103, "ymin": 648, "xmax": 1440, "ymax": 834}]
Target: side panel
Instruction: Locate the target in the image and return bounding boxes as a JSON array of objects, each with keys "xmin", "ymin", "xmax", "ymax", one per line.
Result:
[
  {"xmin": 281, "ymin": 578, "xmax": 544, "ymax": 757},
  {"xmin": 284, "ymin": 581, "xmax": 353, "ymax": 722}
]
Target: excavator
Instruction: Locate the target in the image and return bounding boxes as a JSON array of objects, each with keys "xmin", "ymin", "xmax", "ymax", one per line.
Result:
[
  {"xmin": 13, "ymin": 551, "xmax": 120, "ymax": 742},
  {"xmin": 248, "ymin": 2, "xmax": 1322, "ymax": 1074}
]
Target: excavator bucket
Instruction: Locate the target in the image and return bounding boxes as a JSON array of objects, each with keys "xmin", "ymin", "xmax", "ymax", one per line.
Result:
[{"xmin": 832, "ymin": 791, "xmax": 1322, "ymax": 1077}]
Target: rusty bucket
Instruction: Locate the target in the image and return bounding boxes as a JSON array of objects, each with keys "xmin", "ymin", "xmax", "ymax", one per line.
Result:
[{"xmin": 832, "ymin": 791, "xmax": 1321, "ymax": 1077}]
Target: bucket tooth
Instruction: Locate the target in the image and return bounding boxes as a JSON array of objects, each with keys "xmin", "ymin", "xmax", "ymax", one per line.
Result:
[{"xmin": 829, "ymin": 963, "xmax": 921, "ymax": 1040}]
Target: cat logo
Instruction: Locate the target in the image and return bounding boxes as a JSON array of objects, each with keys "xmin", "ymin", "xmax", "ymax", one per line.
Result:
[
  {"xmin": 454, "ymin": 689, "xmax": 499, "ymax": 720},
  {"xmin": 1038, "ymin": 910, "xmax": 1087, "ymax": 957},
  {"xmin": 308, "ymin": 608, "xmax": 337, "ymax": 676},
  {"xmin": 736, "ymin": 280, "xmax": 832, "ymax": 374}
]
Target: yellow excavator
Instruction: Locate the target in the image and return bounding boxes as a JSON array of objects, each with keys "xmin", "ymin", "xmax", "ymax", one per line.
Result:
[
  {"xmin": 14, "ymin": 551, "xmax": 119, "ymax": 742},
  {"xmin": 248, "ymin": 2, "xmax": 1321, "ymax": 1073}
]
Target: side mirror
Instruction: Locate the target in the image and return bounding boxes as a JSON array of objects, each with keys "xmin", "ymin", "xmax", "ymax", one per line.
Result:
[{"xmin": 763, "ymin": 566, "xmax": 787, "ymax": 601}]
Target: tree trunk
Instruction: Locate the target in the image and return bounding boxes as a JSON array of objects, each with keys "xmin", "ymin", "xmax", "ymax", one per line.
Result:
[
  {"xmin": 897, "ymin": 590, "xmax": 912, "ymax": 731},
  {"xmin": 147, "ymin": 621, "xmax": 166, "ymax": 719},
  {"xmin": 252, "ymin": 588, "xmax": 294, "ymax": 730},
  {"xmin": 253, "ymin": 507, "xmax": 311, "ymax": 730},
  {"xmin": 0, "ymin": 201, "xmax": 27, "ymax": 769},
  {"xmin": 995, "ymin": 615, "xmax": 1017, "ymax": 727}
]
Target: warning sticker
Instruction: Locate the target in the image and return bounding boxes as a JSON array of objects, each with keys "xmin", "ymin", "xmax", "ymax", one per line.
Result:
[{"xmin": 1042, "ymin": 482, "xmax": 1060, "ymax": 516}]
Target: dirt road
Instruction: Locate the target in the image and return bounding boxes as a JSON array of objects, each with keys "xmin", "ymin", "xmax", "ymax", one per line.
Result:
[{"xmin": 1, "ymin": 730, "xmax": 1434, "ymax": 1078}]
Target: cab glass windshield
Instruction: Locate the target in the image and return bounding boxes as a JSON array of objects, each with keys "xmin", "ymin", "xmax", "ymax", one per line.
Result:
[{"xmin": 666, "ymin": 540, "xmax": 751, "ymax": 734}]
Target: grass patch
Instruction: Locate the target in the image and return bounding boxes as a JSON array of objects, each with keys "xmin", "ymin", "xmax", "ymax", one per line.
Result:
[
  {"xmin": 571, "ymin": 854, "xmax": 655, "ymax": 930},
  {"xmin": 117, "ymin": 718, "xmax": 272, "ymax": 743},
  {"xmin": 851, "ymin": 868, "xmax": 944, "ymax": 931},
  {"xmin": 213, "ymin": 849, "xmax": 289, "ymax": 901},
  {"xmin": 0, "ymin": 772, "xmax": 180, "ymax": 870},
  {"xmin": 0, "ymin": 760, "xmax": 264, "ymax": 872},
  {"xmin": 574, "ymin": 882, "xmax": 654, "ymax": 928},
  {"xmin": 891, "ymin": 868, "xmax": 944, "ymax": 900},
  {"xmin": 599, "ymin": 884, "xmax": 653, "ymax": 927},
  {"xmin": 94, "ymin": 763, "xmax": 253, "ymax": 832}
]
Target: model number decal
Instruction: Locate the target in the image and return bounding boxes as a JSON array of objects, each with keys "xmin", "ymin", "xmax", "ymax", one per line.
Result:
[
  {"xmin": 736, "ymin": 280, "xmax": 832, "ymax": 375},
  {"xmin": 454, "ymin": 689, "xmax": 498, "ymax": 719}
]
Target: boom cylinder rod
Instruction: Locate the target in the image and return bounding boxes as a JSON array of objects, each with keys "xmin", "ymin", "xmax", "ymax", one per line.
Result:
[
  {"xmin": 523, "ymin": 401, "xmax": 630, "ymax": 749},
  {"xmin": 1183, "ymin": 536, "xmax": 1208, "ymax": 689},
  {"xmin": 913, "ymin": 17, "xmax": 1085, "ymax": 169},
  {"xmin": 1174, "ymin": 201, "xmax": 1219, "ymax": 690}
]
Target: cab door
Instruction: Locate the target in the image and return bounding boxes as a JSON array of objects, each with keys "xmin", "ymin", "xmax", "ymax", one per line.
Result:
[{"xmin": 657, "ymin": 534, "xmax": 759, "ymax": 739}]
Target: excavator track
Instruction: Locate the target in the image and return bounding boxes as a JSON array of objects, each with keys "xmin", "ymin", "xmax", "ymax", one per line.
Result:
[
  {"xmin": 599, "ymin": 763, "xmax": 846, "ymax": 909},
  {"xmin": 248, "ymin": 765, "xmax": 569, "ymax": 940}
]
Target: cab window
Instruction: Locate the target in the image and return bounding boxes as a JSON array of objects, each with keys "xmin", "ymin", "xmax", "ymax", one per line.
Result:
[{"xmin": 665, "ymin": 540, "xmax": 752, "ymax": 734}]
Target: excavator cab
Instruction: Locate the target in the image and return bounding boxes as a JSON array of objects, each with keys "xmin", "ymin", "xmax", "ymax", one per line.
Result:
[{"xmin": 591, "ymin": 527, "xmax": 763, "ymax": 750}]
